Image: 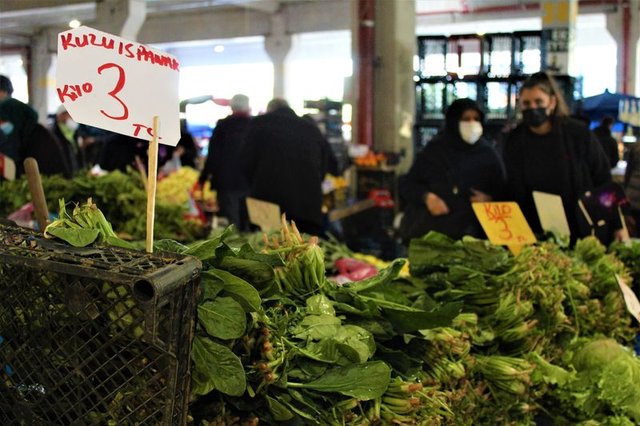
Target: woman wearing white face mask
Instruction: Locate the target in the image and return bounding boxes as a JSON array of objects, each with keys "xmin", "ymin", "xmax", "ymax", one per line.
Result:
[{"xmin": 398, "ymin": 98, "xmax": 506, "ymax": 243}]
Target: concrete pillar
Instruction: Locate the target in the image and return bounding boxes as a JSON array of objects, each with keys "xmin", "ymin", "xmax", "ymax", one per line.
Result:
[
  {"xmin": 606, "ymin": 0, "xmax": 639, "ymax": 94},
  {"xmin": 95, "ymin": 0, "xmax": 147, "ymax": 41},
  {"xmin": 540, "ymin": 0, "xmax": 578, "ymax": 75},
  {"xmin": 29, "ymin": 30, "xmax": 53, "ymax": 123},
  {"xmin": 372, "ymin": 0, "xmax": 415, "ymax": 173},
  {"xmin": 264, "ymin": 12, "xmax": 292, "ymax": 99}
]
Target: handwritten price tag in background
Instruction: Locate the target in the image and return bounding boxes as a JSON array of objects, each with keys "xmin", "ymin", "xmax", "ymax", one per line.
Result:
[
  {"xmin": 472, "ymin": 202, "xmax": 536, "ymax": 251},
  {"xmin": 246, "ymin": 197, "xmax": 282, "ymax": 231},
  {"xmin": 56, "ymin": 26, "xmax": 180, "ymax": 146},
  {"xmin": 615, "ymin": 274, "xmax": 640, "ymax": 323},
  {"xmin": 0, "ymin": 154, "xmax": 16, "ymax": 181}
]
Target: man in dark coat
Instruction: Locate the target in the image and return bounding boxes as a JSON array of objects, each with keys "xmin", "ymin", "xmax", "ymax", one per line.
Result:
[
  {"xmin": 241, "ymin": 98, "xmax": 331, "ymax": 235},
  {"xmin": 592, "ymin": 115, "xmax": 619, "ymax": 168},
  {"xmin": 199, "ymin": 94, "xmax": 252, "ymax": 230},
  {"xmin": 51, "ymin": 105, "xmax": 80, "ymax": 175}
]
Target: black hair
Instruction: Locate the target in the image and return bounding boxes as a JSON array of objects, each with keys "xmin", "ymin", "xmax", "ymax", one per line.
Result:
[
  {"xmin": 0, "ymin": 75, "xmax": 13, "ymax": 95},
  {"xmin": 601, "ymin": 115, "xmax": 615, "ymax": 127}
]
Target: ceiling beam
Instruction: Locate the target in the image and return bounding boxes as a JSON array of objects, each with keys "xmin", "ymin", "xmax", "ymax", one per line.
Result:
[{"xmin": 0, "ymin": 1, "xmax": 92, "ymax": 13}]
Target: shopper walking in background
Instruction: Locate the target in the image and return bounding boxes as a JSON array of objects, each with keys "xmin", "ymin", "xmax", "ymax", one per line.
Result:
[
  {"xmin": 0, "ymin": 96, "xmax": 72, "ymax": 178},
  {"xmin": 624, "ymin": 139, "xmax": 640, "ymax": 237},
  {"xmin": 199, "ymin": 94, "xmax": 253, "ymax": 231},
  {"xmin": 241, "ymin": 98, "xmax": 332, "ymax": 236},
  {"xmin": 398, "ymin": 98, "xmax": 506, "ymax": 242},
  {"xmin": 0, "ymin": 75, "xmax": 13, "ymax": 102},
  {"xmin": 592, "ymin": 115, "xmax": 619, "ymax": 168},
  {"xmin": 502, "ymin": 71, "xmax": 624, "ymax": 244},
  {"xmin": 51, "ymin": 105, "xmax": 80, "ymax": 175}
]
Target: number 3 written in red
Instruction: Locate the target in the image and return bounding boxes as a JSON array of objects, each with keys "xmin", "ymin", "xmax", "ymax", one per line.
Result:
[{"xmin": 97, "ymin": 62, "xmax": 128, "ymax": 120}]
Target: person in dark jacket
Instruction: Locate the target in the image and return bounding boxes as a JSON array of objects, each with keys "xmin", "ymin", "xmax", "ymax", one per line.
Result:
[
  {"xmin": 241, "ymin": 98, "xmax": 331, "ymax": 235},
  {"xmin": 624, "ymin": 140, "xmax": 640, "ymax": 237},
  {"xmin": 51, "ymin": 105, "xmax": 80, "ymax": 175},
  {"xmin": 0, "ymin": 97, "xmax": 72, "ymax": 178},
  {"xmin": 502, "ymin": 72, "xmax": 624, "ymax": 244},
  {"xmin": 97, "ymin": 132, "xmax": 147, "ymax": 173},
  {"xmin": 398, "ymin": 98, "xmax": 506, "ymax": 242},
  {"xmin": 199, "ymin": 94, "xmax": 252, "ymax": 231},
  {"xmin": 592, "ymin": 115, "xmax": 619, "ymax": 168}
]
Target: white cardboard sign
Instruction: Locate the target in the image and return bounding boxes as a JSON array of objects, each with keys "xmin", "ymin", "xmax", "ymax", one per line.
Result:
[
  {"xmin": 56, "ymin": 26, "xmax": 180, "ymax": 146},
  {"xmin": 246, "ymin": 197, "xmax": 281, "ymax": 231},
  {"xmin": 0, "ymin": 153, "xmax": 16, "ymax": 181},
  {"xmin": 532, "ymin": 191, "xmax": 570, "ymax": 237},
  {"xmin": 616, "ymin": 274, "xmax": 640, "ymax": 323}
]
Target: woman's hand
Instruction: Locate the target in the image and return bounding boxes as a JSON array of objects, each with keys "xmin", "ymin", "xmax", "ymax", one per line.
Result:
[
  {"xmin": 425, "ymin": 192, "xmax": 449, "ymax": 216},
  {"xmin": 470, "ymin": 189, "xmax": 492, "ymax": 203}
]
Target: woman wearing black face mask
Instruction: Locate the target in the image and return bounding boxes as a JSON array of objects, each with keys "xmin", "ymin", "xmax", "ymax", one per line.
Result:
[
  {"xmin": 398, "ymin": 98, "xmax": 506, "ymax": 243},
  {"xmin": 502, "ymin": 71, "xmax": 624, "ymax": 244}
]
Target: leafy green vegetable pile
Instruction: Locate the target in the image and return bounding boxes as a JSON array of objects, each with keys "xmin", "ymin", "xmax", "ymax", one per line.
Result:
[
  {"xmin": 153, "ymin": 226, "xmax": 640, "ymax": 425},
  {"xmin": 0, "ymin": 170, "xmax": 203, "ymax": 241},
  {"xmin": 44, "ymin": 198, "xmax": 135, "ymax": 249},
  {"xmin": 15, "ymin": 192, "xmax": 638, "ymax": 425}
]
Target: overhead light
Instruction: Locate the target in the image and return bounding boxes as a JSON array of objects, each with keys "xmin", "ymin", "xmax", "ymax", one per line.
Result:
[
  {"xmin": 213, "ymin": 45, "xmax": 225, "ymax": 53},
  {"xmin": 69, "ymin": 19, "xmax": 81, "ymax": 29}
]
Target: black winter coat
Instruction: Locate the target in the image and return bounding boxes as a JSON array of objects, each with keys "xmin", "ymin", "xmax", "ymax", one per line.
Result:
[
  {"xmin": 20, "ymin": 124, "xmax": 73, "ymax": 178},
  {"xmin": 399, "ymin": 133, "xmax": 506, "ymax": 241},
  {"xmin": 502, "ymin": 117, "xmax": 613, "ymax": 238},
  {"xmin": 241, "ymin": 107, "xmax": 330, "ymax": 229},
  {"xmin": 200, "ymin": 114, "xmax": 252, "ymax": 192}
]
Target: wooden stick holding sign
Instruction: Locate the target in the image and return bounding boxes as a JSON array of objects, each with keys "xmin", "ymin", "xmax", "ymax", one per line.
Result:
[{"xmin": 146, "ymin": 116, "xmax": 159, "ymax": 253}]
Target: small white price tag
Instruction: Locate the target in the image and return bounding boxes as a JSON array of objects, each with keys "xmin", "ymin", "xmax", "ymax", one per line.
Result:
[
  {"xmin": 616, "ymin": 274, "xmax": 640, "ymax": 323},
  {"xmin": 246, "ymin": 197, "xmax": 281, "ymax": 231}
]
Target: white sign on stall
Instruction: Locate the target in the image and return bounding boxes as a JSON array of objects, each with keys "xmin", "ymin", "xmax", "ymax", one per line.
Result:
[
  {"xmin": 616, "ymin": 274, "xmax": 640, "ymax": 323},
  {"xmin": 56, "ymin": 26, "xmax": 180, "ymax": 146},
  {"xmin": 0, "ymin": 154, "xmax": 16, "ymax": 181},
  {"xmin": 532, "ymin": 191, "xmax": 570, "ymax": 237}
]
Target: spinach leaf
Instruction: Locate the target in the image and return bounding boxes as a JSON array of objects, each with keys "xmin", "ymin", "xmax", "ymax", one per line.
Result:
[
  {"xmin": 293, "ymin": 314, "xmax": 341, "ymax": 340},
  {"xmin": 183, "ymin": 230, "xmax": 232, "ymax": 262},
  {"xmin": 191, "ymin": 336, "xmax": 246, "ymax": 396},
  {"xmin": 306, "ymin": 294, "xmax": 335, "ymax": 316},
  {"xmin": 375, "ymin": 344, "xmax": 422, "ymax": 375},
  {"xmin": 198, "ymin": 297, "xmax": 246, "ymax": 339},
  {"xmin": 265, "ymin": 395, "xmax": 294, "ymax": 421},
  {"xmin": 46, "ymin": 227, "xmax": 99, "ymax": 247},
  {"xmin": 154, "ymin": 239, "xmax": 188, "ymax": 253},
  {"xmin": 207, "ymin": 269, "xmax": 261, "ymax": 312},
  {"xmin": 384, "ymin": 301, "xmax": 463, "ymax": 333},
  {"xmin": 335, "ymin": 325, "xmax": 376, "ymax": 363},
  {"xmin": 199, "ymin": 272, "xmax": 224, "ymax": 302},
  {"xmin": 297, "ymin": 339, "xmax": 341, "ymax": 363},
  {"xmin": 344, "ymin": 259, "xmax": 406, "ymax": 293},
  {"xmin": 237, "ymin": 243, "xmax": 285, "ymax": 267},
  {"xmin": 289, "ymin": 360, "xmax": 391, "ymax": 400}
]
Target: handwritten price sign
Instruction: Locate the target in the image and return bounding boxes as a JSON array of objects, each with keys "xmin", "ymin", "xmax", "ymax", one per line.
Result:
[
  {"xmin": 56, "ymin": 26, "xmax": 180, "ymax": 146},
  {"xmin": 472, "ymin": 202, "xmax": 536, "ymax": 251}
]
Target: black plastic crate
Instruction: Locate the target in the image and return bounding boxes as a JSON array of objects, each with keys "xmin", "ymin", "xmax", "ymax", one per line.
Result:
[{"xmin": 0, "ymin": 224, "xmax": 201, "ymax": 425}]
